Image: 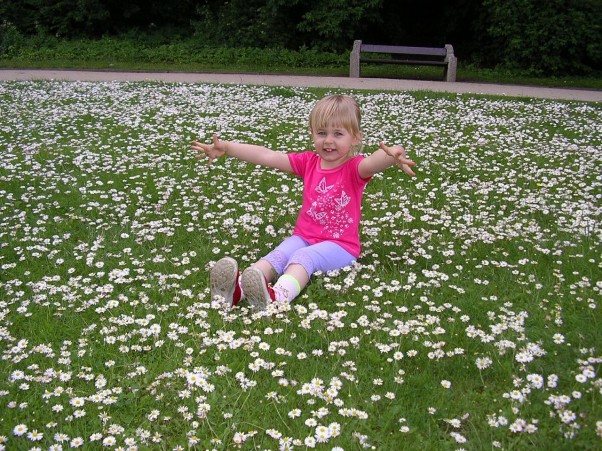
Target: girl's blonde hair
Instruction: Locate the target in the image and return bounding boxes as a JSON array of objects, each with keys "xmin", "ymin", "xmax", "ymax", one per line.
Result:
[{"xmin": 309, "ymin": 95, "xmax": 363, "ymax": 155}]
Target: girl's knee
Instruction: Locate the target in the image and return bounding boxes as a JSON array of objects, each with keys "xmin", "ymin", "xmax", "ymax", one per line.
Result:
[
  {"xmin": 288, "ymin": 249, "xmax": 316, "ymax": 277},
  {"xmin": 290, "ymin": 241, "xmax": 355, "ymax": 275}
]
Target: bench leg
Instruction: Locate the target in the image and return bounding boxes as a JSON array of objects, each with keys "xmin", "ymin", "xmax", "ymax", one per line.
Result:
[
  {"xmin": 445, "ymin": 54, "xmax": 457, "ymax": 82},
  {"xmin": 349, "ymin": 40, "xmax": 361, "ymax": 78}
]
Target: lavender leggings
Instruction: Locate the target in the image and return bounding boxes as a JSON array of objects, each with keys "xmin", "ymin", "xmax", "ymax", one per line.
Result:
[{"xmin": 262, "ymin": 235, "xmax": 356, "ymax": 277}]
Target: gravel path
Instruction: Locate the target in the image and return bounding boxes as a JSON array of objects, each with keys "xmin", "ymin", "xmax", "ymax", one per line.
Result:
[{"xmin": 1, "ymin": 68, "xmax": 601, "ymax": 102}]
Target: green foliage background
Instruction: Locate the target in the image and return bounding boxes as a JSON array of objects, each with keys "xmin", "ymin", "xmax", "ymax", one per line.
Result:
[{"xmin": 1, "ymin": 0, "xmax": 601, "ymax": 75}]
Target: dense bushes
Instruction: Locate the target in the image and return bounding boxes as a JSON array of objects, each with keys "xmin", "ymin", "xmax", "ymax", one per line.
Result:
[
  {"xmin": 0, "ymin": 32, "xmax": 347, "ymax": 69},
  {"xmin": 0, "ymin": 0, "xmax": 601, "ymax": 75},
  {"xmin": 482, "ymin": 0, "xmax": 602, "ymax": 75}
]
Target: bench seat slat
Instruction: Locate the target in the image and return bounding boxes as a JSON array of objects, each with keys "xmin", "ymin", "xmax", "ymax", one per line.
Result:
[{"xmin": 360, "ymin": 58, "xmax": 448, "ymax": 66}]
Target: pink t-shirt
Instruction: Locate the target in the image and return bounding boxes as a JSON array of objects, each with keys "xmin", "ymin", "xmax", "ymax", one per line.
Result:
[{"xmin": 288, "ymin": 152, "xmax": 371, "ymax": 257}]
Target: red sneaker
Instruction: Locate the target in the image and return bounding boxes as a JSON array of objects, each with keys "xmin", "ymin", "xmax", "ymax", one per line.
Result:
[
  {"xmin": 210, "ymin": 257, "xmax": 241, "ymax": 306},
  {"xmin": 241, "ymin": 267, "xmax": 275, "ymax": 310}
]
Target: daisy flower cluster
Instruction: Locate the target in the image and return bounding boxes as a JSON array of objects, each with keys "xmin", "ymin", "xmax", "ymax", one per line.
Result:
[{"xmin": 0, "ymin": 80, "xmax": 600, "ymax": 449}]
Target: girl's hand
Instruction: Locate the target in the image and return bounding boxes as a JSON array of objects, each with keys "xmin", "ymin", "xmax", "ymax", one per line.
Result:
[
  {"xmin": 380, "ymin": 142, "xmax": 416, "ymax": 177},
  {"xmin": 192, "ymin": 133, "xmax": 227, "ymax": 165}
]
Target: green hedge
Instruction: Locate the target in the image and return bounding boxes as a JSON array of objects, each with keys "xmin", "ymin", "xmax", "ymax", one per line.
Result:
[{"xmin": 0, "ymin": 33, "xmax": 347, "ymax": 69}]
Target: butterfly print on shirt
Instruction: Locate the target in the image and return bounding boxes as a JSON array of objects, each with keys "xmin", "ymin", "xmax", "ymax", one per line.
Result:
[
  {"xmin": 335, "ymin": 191, "xmax": 351, "ymax": 209},
  {"xmin": 315, "ymin": 177, "xmax": 334, "ymax": 194},
  {"xmin": 306, "ymin": 177, "xmax": 354, "ymax": 239}
]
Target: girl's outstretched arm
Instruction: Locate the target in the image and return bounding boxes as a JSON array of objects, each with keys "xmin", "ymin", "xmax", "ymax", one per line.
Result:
[
  {"xmin": 358, "ymin": 142, "xmax": 416, "ymax": 178},
  {"xmin": 192, "ymin": 134, "xmax": 293, "ymax": 172}
]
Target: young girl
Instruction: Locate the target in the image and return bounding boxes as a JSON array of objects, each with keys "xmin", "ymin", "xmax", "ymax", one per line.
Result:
[{"xmin": 191, "ymin": 94, "xmax": 415, "ymax": 310}]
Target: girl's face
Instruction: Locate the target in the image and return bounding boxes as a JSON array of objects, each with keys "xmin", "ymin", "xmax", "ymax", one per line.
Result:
[{"xmin": 311, "ymin": 124, "xmax": 360, "ymax": 169}]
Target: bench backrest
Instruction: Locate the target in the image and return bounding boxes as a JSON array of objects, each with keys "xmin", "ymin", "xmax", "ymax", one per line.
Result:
[{"xmin": 361, "ymin": 44, "xmax": 448, "ymax": 57}]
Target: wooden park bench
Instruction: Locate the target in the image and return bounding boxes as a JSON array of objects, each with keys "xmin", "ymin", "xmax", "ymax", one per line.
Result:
[{"xmin": 349, "ymin": 40, "xmax": 457, "ymax": 82}]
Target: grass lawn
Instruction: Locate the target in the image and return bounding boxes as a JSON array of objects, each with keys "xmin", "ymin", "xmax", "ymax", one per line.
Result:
[{"xmin": 0, "ymin": 80, "xmax": 600, "ymax": 450}]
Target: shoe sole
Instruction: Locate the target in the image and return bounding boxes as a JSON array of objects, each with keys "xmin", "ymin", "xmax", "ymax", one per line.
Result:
[
  {"xmin": 241, "ymin": 267, "xmax": 271, "ymax": 311},
  {"xmin": 210, "ymin": 257, "xmax": 238, "ymax": 306}
]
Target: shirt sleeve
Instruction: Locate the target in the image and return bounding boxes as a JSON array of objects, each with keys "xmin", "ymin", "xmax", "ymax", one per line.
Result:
[
  {"xmin": 351, "ymin": 155, "xmax": 372, "ymax": 185},
  {"xmin": 288, "ymin": 151, "xmax": 314, "ymax": 177}
]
